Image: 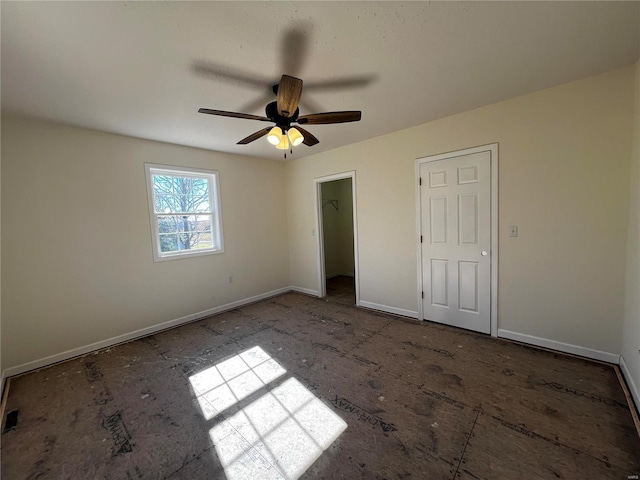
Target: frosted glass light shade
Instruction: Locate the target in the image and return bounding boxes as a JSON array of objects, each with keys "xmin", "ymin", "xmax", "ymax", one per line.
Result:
[
  {"xmin": 287, "ymin": 127, "xmax": 304, "ymax": 147},
  {"xmin": 267, "ymin": 127, "xmax": 283, "ymax": 145},
  {"xmin": 275, "ymin": 134, "xmax": 289, "ymax": 150}
]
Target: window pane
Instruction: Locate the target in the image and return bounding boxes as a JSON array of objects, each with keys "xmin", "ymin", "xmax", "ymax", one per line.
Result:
[
  {"xmin": 157, "ymin": 215, "xmax": 214, "ymax": 251},
  {"xmin": 159, "ymin": 233, "xmax": 179, "ymax": 253},
  {"xmin": 175, "ymin": 193, "xmax": 211, "ymax": 213},
  {"xmin": 158, "ymin": 215, "xmax": 179, "ymax": 234},
  {"xmin": 154, "ymin": 193, "xmax": 177, "ymax": 213},
  {"xmin": 152, "ymin": 174, "xmax": 211, "ymax": 214},
  {"xmin": 152, "ymin": 175, "xmax": 175, "ymax": 195}
]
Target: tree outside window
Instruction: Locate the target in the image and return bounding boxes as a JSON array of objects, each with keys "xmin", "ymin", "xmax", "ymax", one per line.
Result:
[{"xmin": 145, "ymin": 164, "xmax": 223, "ymax": 261}]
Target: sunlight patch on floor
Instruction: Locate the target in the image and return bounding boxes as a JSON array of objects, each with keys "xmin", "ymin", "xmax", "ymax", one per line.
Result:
[
  {"xmin": 189, "ymin": 346, "xmax": 287, "ymax": 419},
  {"xmin": 190, "ymin": 346, "xmax": 347, "ymax": 479},
  {"xmin": 210, "ymin": 377, "xmax": 347, "ymax": 480}
]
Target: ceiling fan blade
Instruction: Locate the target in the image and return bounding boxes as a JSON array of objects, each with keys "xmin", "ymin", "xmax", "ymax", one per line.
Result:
[
  {"xmin": 198, "ymin": 108, "xmax": 270, "ymax": 122},
  {"xmin": 237, "ymin": 127, "xmax": 272, "ymax": 145},
  {"xmin": 277, "ymin": 75, "xmax": 303, "ymax": 117},
  {"xmin": 305, "ymin": 74, "xmax": 378, "ymax": 91},
  {"xmin": 297, "ymin": 111, "xmax": 361, "ymax": 125},
  {"xmin": 295, "ymin": 126, "xmax": 319, "ymax": 146},
  {"xmin": 237, "ymin": 92, "xmax": 274, "ymax": 116},
  {"xmin": 280, "ymin": 26, "xmax": 311, "ymax": 77},
  {"xmin": 192, "ymin": 61, "xmax": 272, "ymax": 90}
]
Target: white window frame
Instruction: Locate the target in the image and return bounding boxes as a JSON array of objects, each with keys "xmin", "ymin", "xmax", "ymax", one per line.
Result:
[{"xmin": 145, "ymin": 163, "xmax": 224, "ymax": 262}]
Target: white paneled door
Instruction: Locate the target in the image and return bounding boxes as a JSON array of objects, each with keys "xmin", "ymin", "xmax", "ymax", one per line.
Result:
[{"xmin": 419, "ymin": 151, "xmax": 491, "ymax": 334}]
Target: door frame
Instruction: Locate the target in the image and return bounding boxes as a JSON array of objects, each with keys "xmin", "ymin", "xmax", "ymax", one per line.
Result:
[
  {"xmin": 314, "ymin": 171, "xmax": 360, "ymax": 305},
  {"xmin": 415, "ymin": 144, "xmax": 499, "ymax": 336}
]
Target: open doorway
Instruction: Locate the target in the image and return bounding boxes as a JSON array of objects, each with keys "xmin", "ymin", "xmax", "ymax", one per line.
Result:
[{"xmin": 314, "ymin": 172, "xmax": 359, "ymax": 306}]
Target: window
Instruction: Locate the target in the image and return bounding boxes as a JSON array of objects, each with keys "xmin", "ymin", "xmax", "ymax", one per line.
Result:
[{"xmin": 145, "ymin": 164, "xmax": 223, "ymax": 261}]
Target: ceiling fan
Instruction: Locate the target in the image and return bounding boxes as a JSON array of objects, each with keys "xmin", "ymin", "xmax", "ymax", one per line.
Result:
[{"xmin": 198, "ymin": 74, "xmax": 361, "ymax": 156}]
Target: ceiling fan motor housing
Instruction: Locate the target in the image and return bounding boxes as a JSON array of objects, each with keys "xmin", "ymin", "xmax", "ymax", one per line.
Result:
[{"xmin": 265, "ymin": 101, "xmax": 298, "ymax": 130}]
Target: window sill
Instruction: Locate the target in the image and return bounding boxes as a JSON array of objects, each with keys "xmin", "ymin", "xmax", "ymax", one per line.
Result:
[{"xmin": 153, "ymin": 247, "xmax": 224, "ymax": 262}]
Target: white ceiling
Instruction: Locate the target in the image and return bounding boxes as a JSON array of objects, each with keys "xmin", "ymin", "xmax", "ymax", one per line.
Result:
[{"xmin": 2, "ymin": 1, "xmax": 639, "ymax": 161}]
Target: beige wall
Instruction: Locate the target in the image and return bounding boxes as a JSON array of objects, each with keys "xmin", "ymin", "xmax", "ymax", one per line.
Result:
[
  {"xmin": 1, "ymin": 115, "xmax": 290, "ymax": 370},
  {"xmin": 2, "ymin": 65, "xmax": 636, "ymax": 376},
  {"xmin": 286, "ymin": 66, "xmax": 634, "ymax": 355},
  {"xmin": 622, "ymin": 59, "xmax": 640, "ymax": 404},
  {"xmin": 1, "ymin": 117, "xmax": 2, "ymax": 382},
  {"xmin": 321, "ymin": 179, "xmax": 354, "ymax": 278}
]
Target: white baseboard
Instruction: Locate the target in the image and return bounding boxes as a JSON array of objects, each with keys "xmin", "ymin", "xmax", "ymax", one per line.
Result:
[
  {"xmin": 2, "ymin": 286, "xmax": 292, "ymax": 379},
  {"xmin": 358, "ymin": 300, "xmax": 419, "ymax": 319},
  {"xmin": 620, "ymin": 355, "xmax": 640, "ymax": 414},
  {"xmin": 289, "ymin": 286, "xmax": 320, "ymax": 297},
  {"xmin": 497, "ymin": 329, "xmax": 620, "ymax": 364}
]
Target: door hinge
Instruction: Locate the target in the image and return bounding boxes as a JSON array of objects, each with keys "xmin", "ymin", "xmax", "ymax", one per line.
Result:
[
  {"xmin": 420, "ymin": 235, "xmax": 423, "ymax": 243},
  {"xmin": 421, "ymin": 291, "xmax": 424, "ymax": 299},
  {"xmin": 419, "ymin": 177, "xmax": 422, "ymax": 186}
]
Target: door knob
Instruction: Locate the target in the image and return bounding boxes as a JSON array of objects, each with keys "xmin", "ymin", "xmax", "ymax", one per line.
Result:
[{"xmin": 481, "ymin": 251, "xmax": 488, "ymax": 256}]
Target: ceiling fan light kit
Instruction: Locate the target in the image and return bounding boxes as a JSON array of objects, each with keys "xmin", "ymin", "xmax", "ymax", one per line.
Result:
[
  {"xmin": 267, "ymin": 125, "xmax": 303, "ymax": 149},
  {"xmin": 275, "ymin": 134, "xmax": 289, "ymax": 150},
  {"xmin": 267, "ymin": 126, "xmax": 283, "ymax": 145},
  {"xmin": 287, "ymin": 127, "xmax": 304, "ymax": 147},
  {"xmin": 198, "ymin": 74, "xmax": 362, "ymax": 157}
]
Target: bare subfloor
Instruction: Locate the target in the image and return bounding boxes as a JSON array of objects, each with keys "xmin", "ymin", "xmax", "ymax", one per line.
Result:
[{"xmin": 2, "ymin": 276, "xmax": 639, "ymax": 479}]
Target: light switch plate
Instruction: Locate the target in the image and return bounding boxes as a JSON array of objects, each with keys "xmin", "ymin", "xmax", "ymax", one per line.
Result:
[{"xmin": 509, "ymin": 225, "xmax": 519, "ymax": 237}]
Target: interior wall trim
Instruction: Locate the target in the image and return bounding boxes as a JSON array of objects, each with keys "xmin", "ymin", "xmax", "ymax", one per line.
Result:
[
  {"xmin": 620, "ymin": 355, "xmax": 640, "ymax": 417},
  {"xmin": 289, "ymin": 286, "xmax": 320, "ymax": 297},
  {"xmin": 359, "ymin": 300, "xmax": 419, "ymax": 319},
  {"xmin": 1, "ymin": 286, "xmax": 293, "ymax": 380},
  {"xmin": 497, "ymin": 329, "xmax": 620, "ymax": 364},
  {"xmin": 3, "ymin": 288, "xmax": 627, "ymax": 407}
]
